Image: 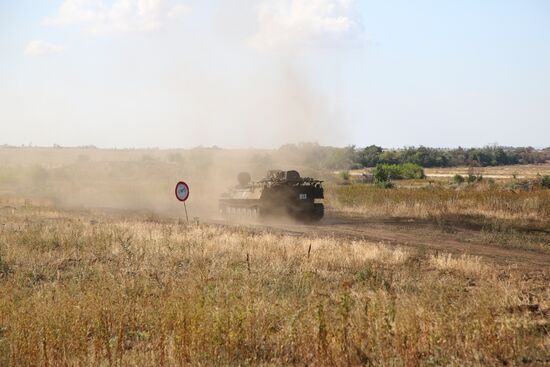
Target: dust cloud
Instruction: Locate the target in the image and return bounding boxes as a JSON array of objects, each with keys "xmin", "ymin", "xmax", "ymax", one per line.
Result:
[
  {"xmin": 0, "ymin": 1, "xmax": 357, "ymax": 216},
  {"xmin": 0, "ymin": 147, "xmax": 331, "ymax": 220}
]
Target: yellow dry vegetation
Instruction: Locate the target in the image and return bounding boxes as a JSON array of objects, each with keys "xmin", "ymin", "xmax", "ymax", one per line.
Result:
[
  {"xmin": 428, "ymin": 254, "xmax": 487, "ymax": 277},
  {"xmin": 0, "ymin": 204, "xmax": 548, "ymax": 366},
  {"xmin": 424, "ymin": 163, "xmax": 550, "ymax": 179},
  {"xmin": 327, "ymin": 184, "xmax": 550, "ymax": 228}
]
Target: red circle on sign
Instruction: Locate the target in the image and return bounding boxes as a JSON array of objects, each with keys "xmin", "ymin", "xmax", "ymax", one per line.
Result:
[{"xmin": 175, "ymin": 181, "xmax": 190, "ymax": 202}]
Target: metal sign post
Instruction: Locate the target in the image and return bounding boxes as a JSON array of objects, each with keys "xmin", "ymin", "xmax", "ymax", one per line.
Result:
[{"xmin": 175, "ymin": 181, "xmax": 190, "ymax": 223}]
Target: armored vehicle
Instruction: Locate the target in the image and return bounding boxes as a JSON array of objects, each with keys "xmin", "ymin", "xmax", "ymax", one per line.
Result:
[{"xmin": 219, "ymin": 170, "xmax": 324, "ymax": 222}]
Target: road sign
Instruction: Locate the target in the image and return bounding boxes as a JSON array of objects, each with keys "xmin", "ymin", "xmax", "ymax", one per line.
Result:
[{"xmin": 175, "ymin": 181, "xmax": 190, "ymax": 202}]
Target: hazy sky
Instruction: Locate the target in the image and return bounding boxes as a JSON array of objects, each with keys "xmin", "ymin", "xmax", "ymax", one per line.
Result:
[{"xmin": 1, "ymin": 0, "xmax": 549, "ymax": 148}]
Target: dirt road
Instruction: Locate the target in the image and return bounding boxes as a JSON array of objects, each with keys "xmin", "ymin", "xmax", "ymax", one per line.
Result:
[
  {"xmin": 34, "ymin": 204, "xmax": 550, "ymax": 273},
  {"xmin": 208, "ymin": 213, "xmax": 550, "ymax": 272}
]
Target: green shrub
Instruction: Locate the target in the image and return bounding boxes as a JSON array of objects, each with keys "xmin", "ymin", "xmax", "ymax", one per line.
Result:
[
  {"xmin": 453, "ymin": 174, "xmax": 465, "ymax": 184},
  {"xmin": 372, "ymin": 165, "xmax": 393, "ymax": 189},
  {"xmin": 468, "ymin": 174, "xmax": 483, "ymax": 183},
  {"xmin": 542, "ymin": 175, "xmax": 550, "ymax": 189},
  {"xmin": 401, "ymin": 163, "xmax": 426, "ymax": 179},
  {"xmin": 371, "ymin": 163, "xmax": 425, "ymax": 188},
  {"xmin": 373, "ymin": 165, "xmax": 389, "ymax": 183},
  {"xmin": 373, "ymin": 163, "xmax": 425, "ymax": 180}
]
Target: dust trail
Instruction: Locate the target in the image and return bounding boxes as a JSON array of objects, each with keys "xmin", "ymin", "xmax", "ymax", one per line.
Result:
[{"xmin": 0, "ymin": 147, "xmax": 331, "ymax": 220}]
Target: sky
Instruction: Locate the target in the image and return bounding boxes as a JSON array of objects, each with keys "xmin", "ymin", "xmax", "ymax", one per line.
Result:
[{"xmin": 0, "ymin": 0, "xmax": 549, "ymax": 149}]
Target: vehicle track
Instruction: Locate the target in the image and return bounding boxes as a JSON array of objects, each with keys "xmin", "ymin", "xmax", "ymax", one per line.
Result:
[{"xmin": 208, "ymin": 213, "xmax": 550, "ymax": 272}]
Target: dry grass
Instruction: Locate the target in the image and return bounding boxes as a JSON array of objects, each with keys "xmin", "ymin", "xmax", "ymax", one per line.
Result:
[
  {"xmin": 346, "ymin": 163, "xmax": 550, "ymax": 181},
  {"xmin": 425, "ymin": 163, "xmax": 550, "ymax": 179},
  {"xmin": 1, "ymin": 204, "xmax": 549, "ymax": 366},
  {"xmin": 327, "ymin": 183, "xmax": 550, "ymax": 229},
  {"xmin": 428, "ymin": 254, "xmax": 487, "ymax": 277}
]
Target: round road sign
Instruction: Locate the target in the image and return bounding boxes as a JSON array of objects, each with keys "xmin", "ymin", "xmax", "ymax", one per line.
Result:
[{"xmin": 175, "ymin": 181, "xmax": 190, "ymax": 202}]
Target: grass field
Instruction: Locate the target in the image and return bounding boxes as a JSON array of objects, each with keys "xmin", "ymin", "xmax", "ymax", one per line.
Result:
[
  {"xmin": 0, "ymin": 204, "xmax": 549, "ymax": 366},
  {"xmin": 326, "ymin": 183, "xmax": 550, "ymax": 228},
  {"xmin": 325, "ymin": 181, "xmax": 550, "ymax": 254},
  {"xmin": 345, "ymin": 163, "xmax": 550, "ymax": 180},
  {"xmin": 1, "ymin": 149, "xmax": 549, "ymax": 365},
  {"xmin": 424, "ymin": 163, "xmax": 550, "ymax": 180}
]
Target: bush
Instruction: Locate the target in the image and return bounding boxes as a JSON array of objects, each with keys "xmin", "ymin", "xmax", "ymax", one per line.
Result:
[
  {"xmin": 453, "ymin": 174, "xmax": 465, "ymax": 184},
  {"xmin": 372, "ymin": 165, "xmax": 393, "ymax": 189},
  {"xmin": 373, "ymin": 165, "xmax": 389, "ymax": 183},
  {"xmin": 372, "ymin": 163, "xmax": 425, "ymax": 190},
  {"xmin": 400, "ymin": 163, "xmax": 426, "ymax": 179},
  {"xmin": 373, "ymin": 164, "xmax": 425, "ymax": 180},
  {"xmin": 541, "ymin": 175, "xmax": 550, "ymax": 189},
  {"xmin": 467, "ymin": 174, "xmax": 483, "ymax": 183}
]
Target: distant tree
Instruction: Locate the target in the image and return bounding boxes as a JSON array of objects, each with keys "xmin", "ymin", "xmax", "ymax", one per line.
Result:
[
  {"xmin": 323, "ymin": 145, "xmax": 357, "ymax": 170},
  {"xmin": 276, "ymin": 143, "xmax": 546, "ymax": 170},
  {"xmin": 378, "ymin": 150, "xmax": 400, "ymax": 165},
  {"xmin": 359, "ymin": 145, "xmax": 383, "ymax": 167}
]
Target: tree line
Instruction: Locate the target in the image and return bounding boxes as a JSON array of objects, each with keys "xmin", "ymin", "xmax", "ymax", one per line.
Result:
[
  {"xmin": 276, "ymin": 143, "xmax": 549, "ymax": 169},
  {"xmin": 357, "ymin": 145, "xmax": 548, "ymax": 168}
]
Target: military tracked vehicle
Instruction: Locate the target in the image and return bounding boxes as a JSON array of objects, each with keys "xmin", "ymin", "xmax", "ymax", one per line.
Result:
[{"xmin": 219, "ymin": 170, "xmax": 324, "ymax": 222}]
